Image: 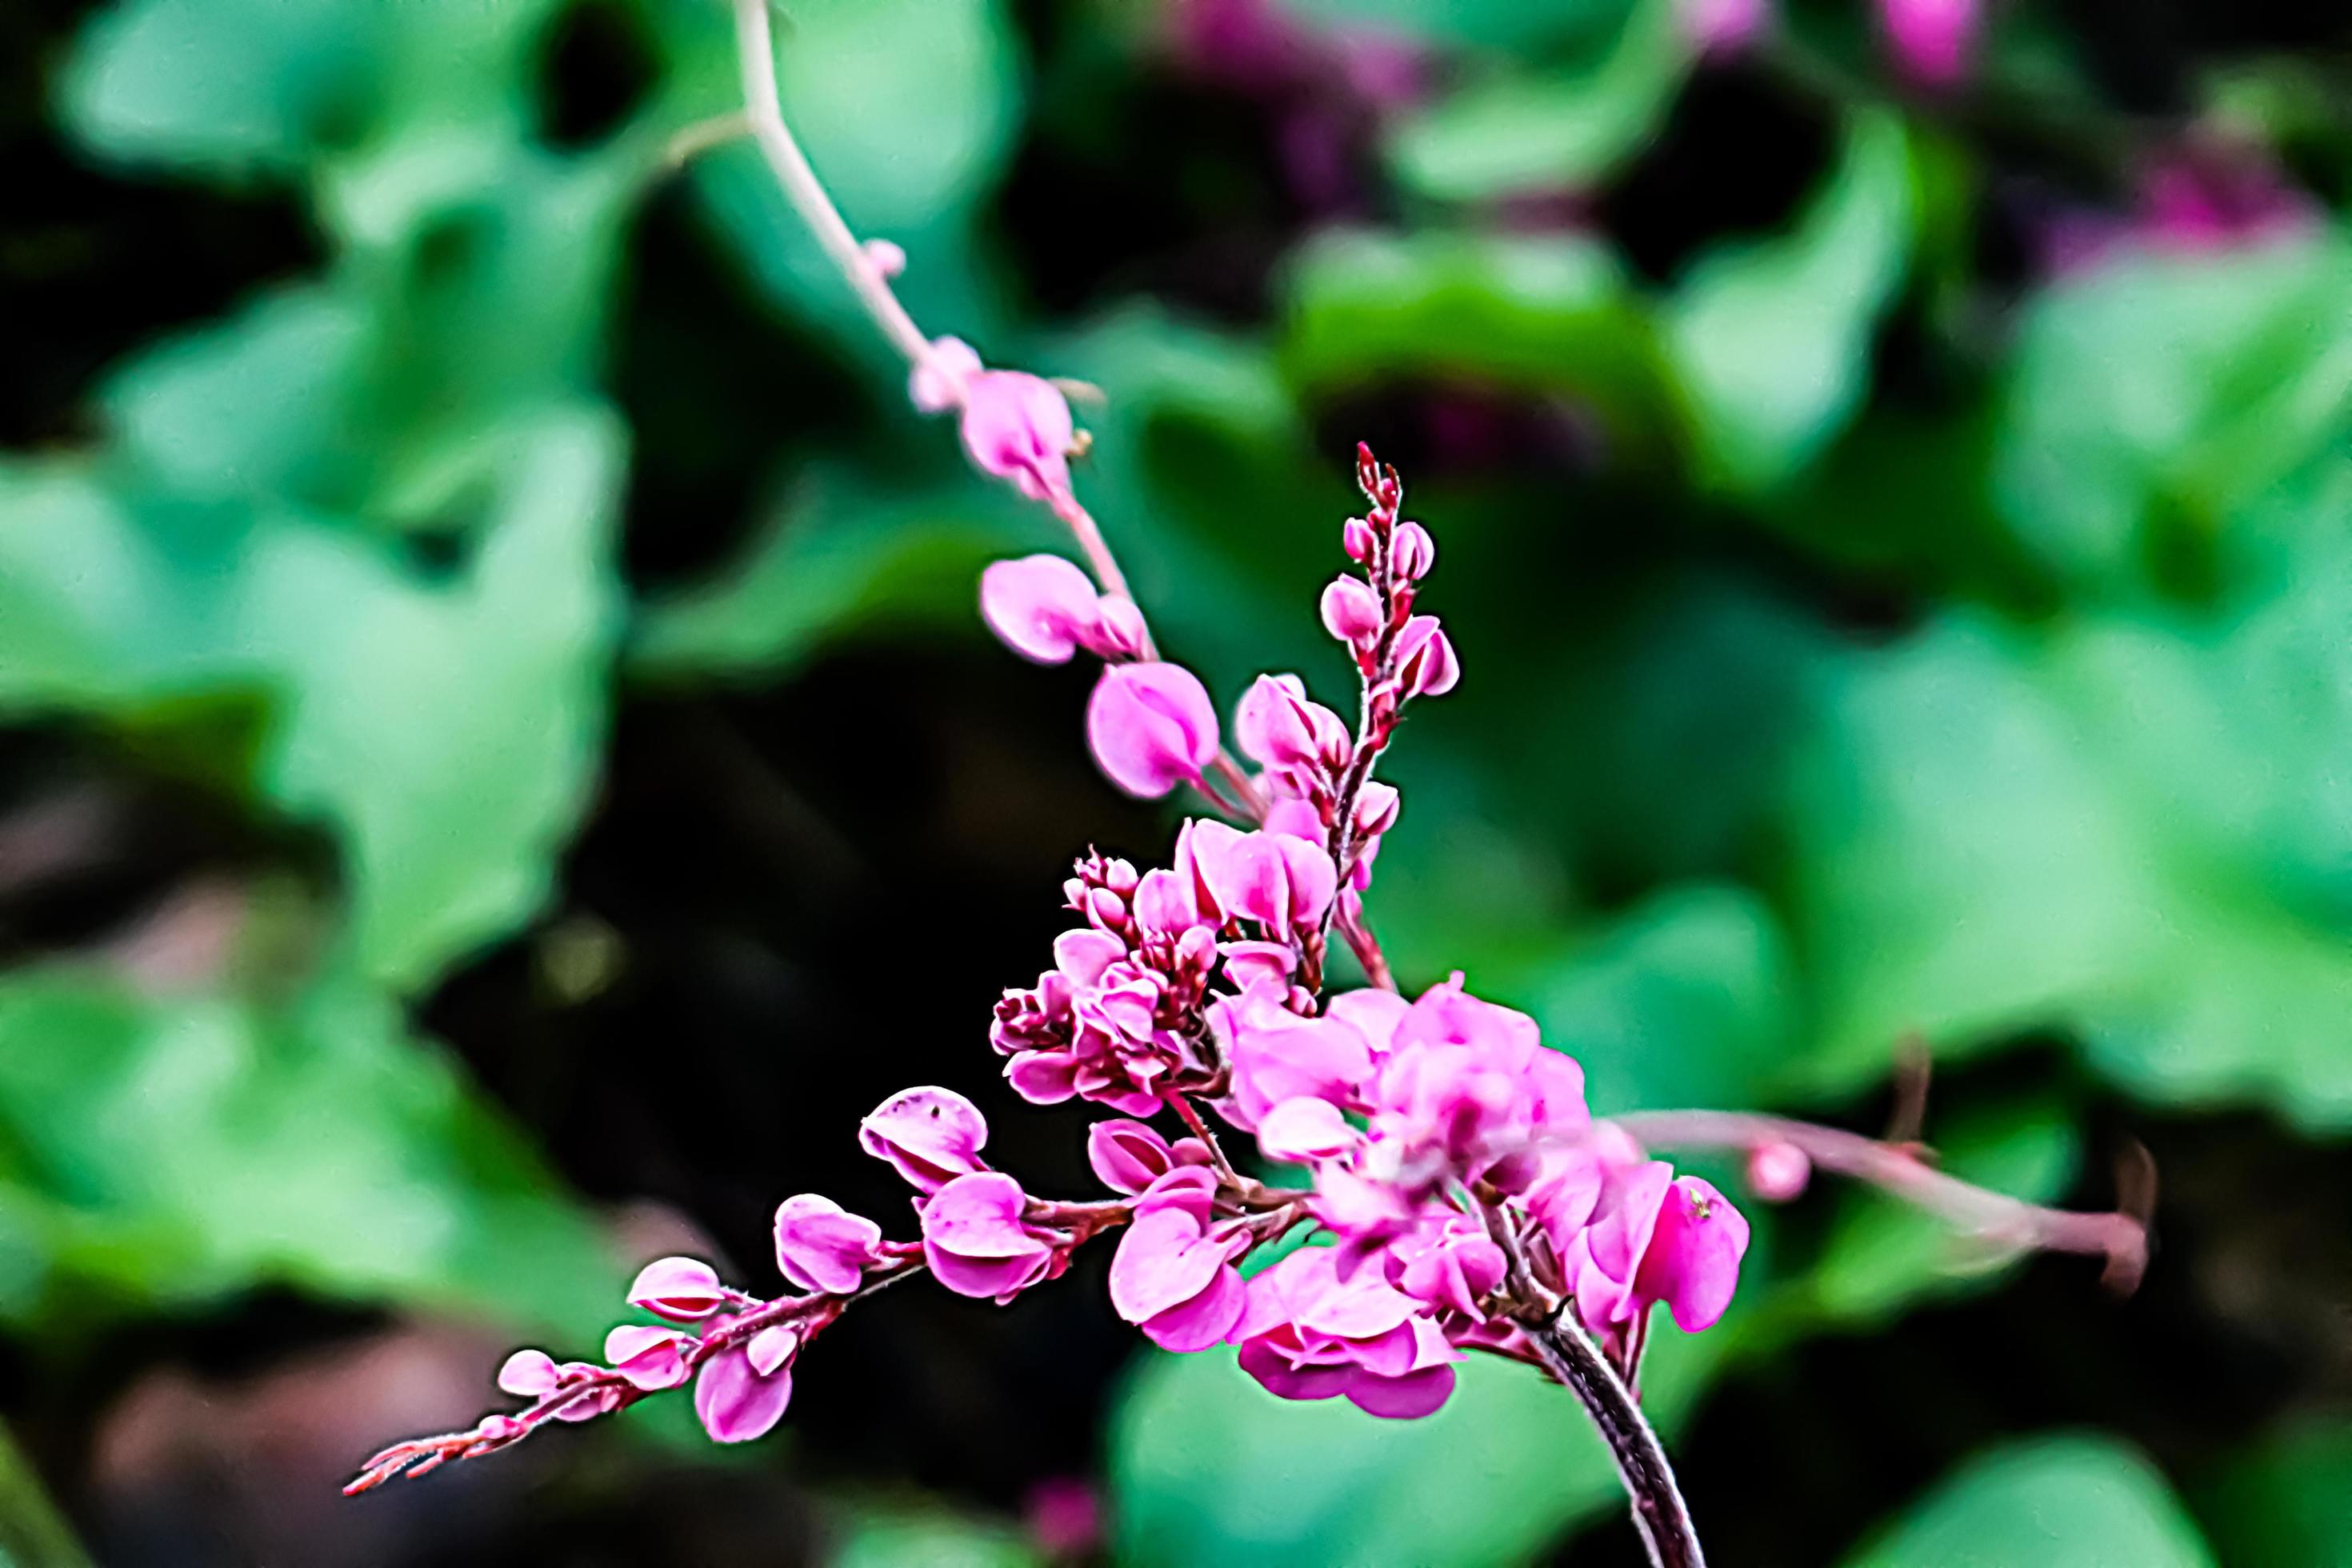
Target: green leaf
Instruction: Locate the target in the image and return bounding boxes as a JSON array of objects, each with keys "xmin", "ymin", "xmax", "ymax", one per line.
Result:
[
  {"xmin": 62, "ymin": 0, "xmax": 565, "ymax": 178},
  {"xmin": 1842, "ymin": 1434, "xmax": 2215, "ymax": 1568},
  {"xmin": 1994, "ymin": 234, "xmax": 2352, "ymax": 595},
  {"xmin": 1110, "ymin": 1326, "xmax": 1723, "ymax": 1568},
  {"xmin": 830, "ymin": 1504, "xmax": 1042, "ymax": 1568},
  {"xmin": 2192, "ymin": 1418, "xmax": 2352, "ymax": 1568},
  {"xmin": 1518, "ymin": 883, "xmax": 1798, "ymax": 1114},
  {"xmin": 0, "ymin": 969, "xmax": 614, "ymax": 1340},
  {"xmin": 1662, "ymin": 111, "xmax": 1917, "ymax": 494},
  {"xmin": 1389, "ymin": 0, "xmax": 1689, "ymax": 201},
  {"xmin": 0, "ymin": 407, "xmax": 625, "ymax": 990},
  {"xmin": 630, "ymin": 465, "xmax": 1061, "ymax": 682},
  {"xmin": 1284, "ymin": 0, "xmax": 1632, "ymax": 51},
  {"xmin": 1283, "ymin": 230, "xmax": 1679, "ymax": 462}
]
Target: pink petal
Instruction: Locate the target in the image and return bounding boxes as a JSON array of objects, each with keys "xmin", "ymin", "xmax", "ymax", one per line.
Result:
[
  {"xmin": 694, "ymin": 1346, "xmax": 792, "ymax": 1442},
  {"xmin": 1086, "ymin": 662, "xmax": 1220, "ymax": 798},
  {"xmin": 626, "ymin": 1256, "xmax": 728, "ymax": 1322},
  {"xmin": 859, "ymin": 1086, "xmax": 989, "ymax": 1192},
  {"xmin": 981, "ymin": 554, "xmax": 1103, "ymax": 665}
]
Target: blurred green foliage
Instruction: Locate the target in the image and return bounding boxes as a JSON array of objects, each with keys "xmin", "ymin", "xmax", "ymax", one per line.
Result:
[{"xmin": 2, "ymin": 0, "xmax": 2349, "ymax": 1561}]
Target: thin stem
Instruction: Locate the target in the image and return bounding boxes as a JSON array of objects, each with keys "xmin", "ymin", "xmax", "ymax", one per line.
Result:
[
  {"xmin": 1521, "ymin": 1314, "xmax": 1705, "ymax": 1568},
  {"xmin": 731, "ymin": 0, "xmax": 931, "ymax": 366},
  {"xmin": 1612, "ymin": 1110, "xmax": 2151, "ymax": 1292},
  {"xmin": 1474, "ymin": 1194, "xmax": 1700, "ymax": 1568},
  {"xmin": 1171, "ymin": 1093, "xmax": 1243, "ymax": 1186}
]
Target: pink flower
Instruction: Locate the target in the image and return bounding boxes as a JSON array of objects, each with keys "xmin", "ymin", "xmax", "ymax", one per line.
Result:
[
  {"xmin": 910, "ymin": 335, "xmax": 983, "ymax": 413},
  {"xmin": 1086, "ymin": 662, "xmax": 1220, "ymax": 798},
  {"xmin": 603, "ymin": 1325, "xmax": 691, "ymax": 1390},
  {"xmin": 1108, "ymin": 1170, "xmax": 1250, "ymax": 1351},
  {"xmin": 498, "ymin": 1348, "xmax": 561, "ymax": 1398},
  {"xmin": 961, "ymin": 370, "xmax": 1078, "ymax": 503},
  {"xmin": 1256, "ymin": 1094, "xmax": 1362, "ymax": 1162},
  {"xmin": 1212, "ymin": 985, "xmax": 1376, "ymax": 1130},
  {"xmin": 1566, "ymin": 1163, "xmax": 1750, "ymax": 1334},
  {"xmin": 860, "ymin": 1086, "xmax": 990, "ymax": 1193},
  {"xmin": 1233, "ymin": 1246, "xmax": 1461, "ymax": 1418},
  {"xmin": 1746, "ymin": 1140, "xmax": 1810, "ymax": 1202},
  {"xmin": 1320, "ymin": 575, "xmax": 1382, "ymax": 644},
  {"xmin": 1235, "ymin": 674, "xmax": 1351, "ymax": 774},
  {"xmin": 1388, "ymin": 1212, "xmax": 1507, "ymax": 1319},
  {"xmin": 1186, "ymin": 819, "xmax": 1338, "ymax": 936},
  {"xmin": 920, "ymin": 1170, "xmax": 1059, "ymax": 1301},
  {"xmin": 626, "ymin": 1256, "xmax": 730, "ymax": 1322},
  {"xmin": 1088, "ymin": 1118, "xmax": 1210, "ymax": 1194},
  {"xmin": 694, "ymin": 1322, "xmax": 798, "ymax": 1443},
  {"xmin": 982, "ymin": 554, "xmax": 1105, "ymax": 665},
  {"xmin": 1878, "ymin": 0, "xmax": 1977, "ymax": 87},
  {"xmin": 774, "ymin": 1194, "xmax": 888, "ymax": 1294},
  {"xmin": 1679, "ymin": 0, "xmax": 1768, "ymax": 53},
  {"xmin": 1390, "ymin": 521, "xmax": 1435, "ymax": 580},
  {"xmin": 1633, "ymin": 1176, "xmax": 1750, "ymax": 1331},
  {"xmin": 1392, "ymin": 615, "xmax": 1459, "ymax": 697}
]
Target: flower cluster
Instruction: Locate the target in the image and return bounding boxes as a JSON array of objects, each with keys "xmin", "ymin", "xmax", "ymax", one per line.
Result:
[{"xmin": 352, "ymin": 35, "xmax": 2150, "ymax": 1558}]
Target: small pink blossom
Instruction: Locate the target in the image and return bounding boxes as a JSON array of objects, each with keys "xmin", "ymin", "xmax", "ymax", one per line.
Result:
[
  {"xmin": 961, "ymin": 370, "xmax": 1078, "ymax": 503},
  {"xmin": 921, "ymin": 1170, "xmax": 1059, "ymax": 1301},
  {"xmin": 1634, "ymin": 1176, "xmax": 1750, "ymax": 1332},
  {"xmin": 1233, "ymin": 1246, "xmax": 1461, "ymax": 1417},
  {"xmin": 1256, "ymin": 1094, "xmax": 1362, "ymax": 1162},
  {"xmin": 694, "ymin": 1323, "xmax": 798, "ymax": 1443},
  {"xmin": 1388, "ymin": 1212, "xmax": 1507, "ymax": 1319},
  {"xmin": 1678, "ymin": 0, "xmax": 1768, "ymax": 54},
  {"xmin": 604, "ymin": 1325, "xmax": 691, "ymax": 1390},
  {"xmin": 1235, "ymin": 674, "xmax": 1351, "ymax": 774},
  {"xmin": 864, "ymin": 238, "xmax": 907, "ymax": 278},
  {"xmin": 1212, "ymin": 985, "xmax": 1376, "ymax": 1130},
  {"xmin": 774, "ymin": 1194, "xmax": 888, "ymax": 1294},
  {"xmin": 1393, "ymin": 615, "xmax": 1459, "ymax": 697},
  {"xmin": 1088, "ymin": 1118, "xmax": 1210, "ymax": 1194},
  {"xmin": 1746, "ymin": 1140, "xmax": 1811, "ymax": 1202},
  {"xmin": 1878, "ymin": 0, "xmax": 1978, "ymax": 87},
  {"xmin": 1109, "ymin": 1171, "xmax": 1250, "ymax": 1350},
  {"xmin": 498, "ymin": 1348, "xmax": 560, "ymax": 1398},
  {"xmin": 1320, "ymin": 575, "xmax": 1382, "ymax": 644},
  {"xmin": 1186, "ymin": 819, "xmax": 1338, "ymax": 936},
  {"xmin": 1390, "ymin": 521, "xmax": 1434, "ymax": 580},
  {"xmin": 1086, "ymin": 662, "xmax": 1220, "ymax": 798},
  {"xmin": 860, "ymin": 1086, "xmax": 990, "ymax": 1193},
  {"xmin": 911, "ymin": 335, "xmax": 983, "ymax": 413},
  {"xmin": 626, "ymin": 1256, "xmax": 730, "ymax": 1322},
  {"xmin": 982, "ymin": 554, "xmax": 1106, "ymax": 665}
]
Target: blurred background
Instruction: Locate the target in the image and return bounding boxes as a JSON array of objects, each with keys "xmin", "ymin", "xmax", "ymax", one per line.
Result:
[{"xmin": 2, "ymin": 0, "xmax": 2349, "ymax": 1562}]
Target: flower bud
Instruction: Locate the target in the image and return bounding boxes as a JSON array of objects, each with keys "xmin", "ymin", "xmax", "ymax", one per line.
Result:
[
  {"xmin": 774, "ymin": 1194, "xmax": 888, "ymax": 1294},
  {"xmin": 1086, "ymin": 662, "xmax": 1220, "ymax": 798},
  {"xmin": 910, "ymin": 335, "xmax": 982, "ymax": 413},
  {"xmin": 1394, "ymin": 615, "xmax": 1460, "ymax": 698},
  {"xmin": 1320, "ymin": 575, "xmax": 1382, "ymax": 645},
  {"xmin": 959, "ymin": 370, "xmax": 1077, "ymax": 504},
  {"xmin": 1746, "ymin": 1140, "xmax": 1810, "ymax": 1202},
  {"xmin": 981, "ymin": 554, "xmax": 1103, "ymax": 665},
  {"xmin": 626, "ymin": 1256, "xmax": 730, "ymax": 1322},
  {"xmin": 859, "ymin": 1086, "xmax": 990, "ymax": 1192},
  {"xmin": 1390, "ymin": 521, "xmax": 1435, "ymax": 581},
  {"xmin": 1342, "ymin": 517, "xmax": 1378, "ymax": 562}
]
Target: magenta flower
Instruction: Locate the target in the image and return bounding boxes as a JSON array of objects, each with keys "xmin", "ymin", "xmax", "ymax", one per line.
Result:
[
  {"xmin": 910, "ymin": 335, "xmax": 983, "ymax": 413},
  {"xmin": 1320, "ymin": 575, "xmax": 1382, "ymax": 645},
  {"xmin": 1235, "ymin": 673, "xmax": 1351, "ymax": 774},
  {"xmin": 1392, "ymin": 615, "xmax": 1460, "ymax": 698},
  {"xmin": 960, "ymin": 370, "xmax": 1078, "ymax": 504},
  {"xmin": 1390, "ymin": 521, "xmax": 1435, "ymax": 580},
  {"xmin": 1186, "ymin": 819, "xmax": 1338, "ymax": 936},
  {"xmin": 920, "ymin": 1170, "xmax": 1059, "ymax": 1301},
  {"xmin": 859, "ymin": 1086, "xmax": 990, "ymax": 1193},
  {"xmin": 1108, "ymin": 1170, "xmax": 1250, "ymax": 1351},
  {"xmin": 1746, "ymin": 1140, "xmax": 1810, "ymax": 1202},
  {"xmin": 1878, "ymin": 0, "xmax": 1978, "ymax": 87},
  {"xmin": 982, "ymin": 554, "xmax": 1106, "ymax": 665},
  {"xmin": 603, "ymin": 1325, "xmax": 691, "ymax": 1390},
  {"xmin": 1255, "ymin": 1094, "xmax": 1362, "ymax": 1162},
  {"xmin": 626, "ymin": 1256, "xmax": 730, "ymax": 1322},
  {"xmin": 1233, "ymin": 1246, "xmax": 1461, "ymax": 1418},
  {"xmin": 1389, "ymin": 1212, "xmax": 1507, "ymax": 1319},
  {"xmin": 1212, "ymin": 985, "xmax": 1376, "ymax": 1130},
  {"xmin": 497, "ymin": 1348, "xmax": 561, "ymax": 1398},
  {"xmin": 694, "ymin": 1322, "xmax": 798, "ymax": 1443},
  {"xmin": 1088, "ymin": 1118, "xmax": 1211, "ymax": 1194},
  {"xmin": 1086, "ymin": 662, "xmax": 1220, "ymax": 798},
  {"xmin": 1566, "ymin": 1158, "xmax": 1750, "ymax": 1334},
  {"xmin": 774, "ymin": 1194, "xmax": 888, "ymax": 1294}
]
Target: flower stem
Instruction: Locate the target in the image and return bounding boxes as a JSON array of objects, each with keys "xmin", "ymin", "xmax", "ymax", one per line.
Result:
[
  {"xmin": 1522, "ymin": 1312, "xmax": 1706, "ymax": 1568},
  {"xmin": 1610, "ymin": 1110, "xmax": 2151, "ymax": 1291}
]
